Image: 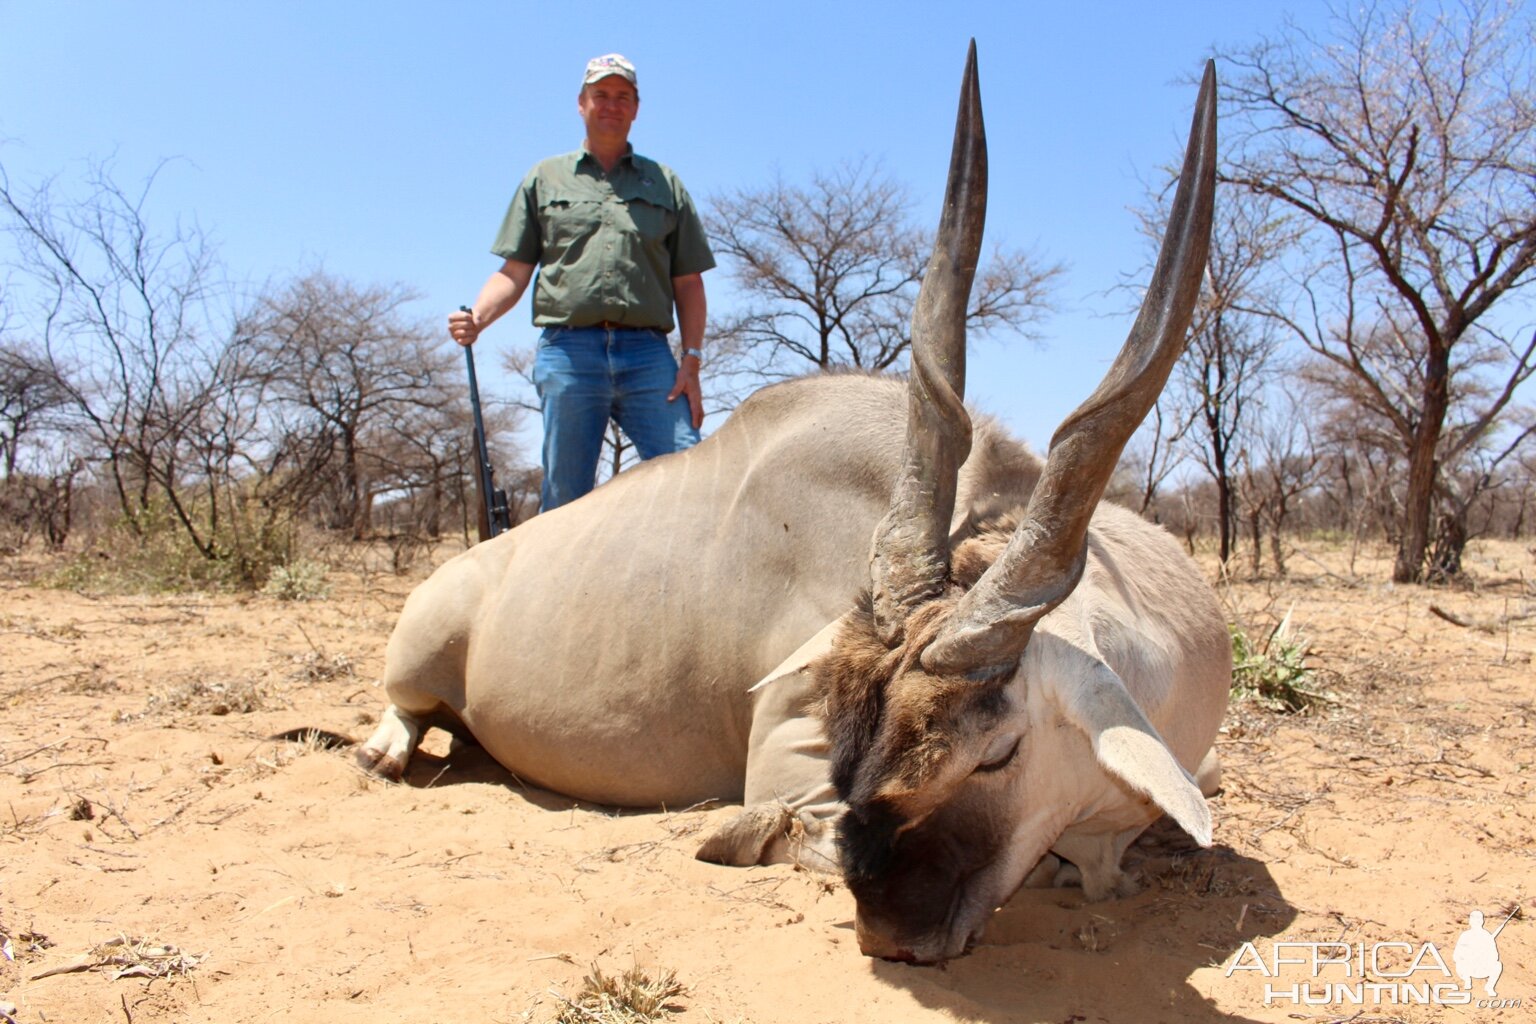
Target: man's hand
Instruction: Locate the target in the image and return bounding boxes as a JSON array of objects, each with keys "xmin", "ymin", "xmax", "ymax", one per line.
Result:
[
  {"xmin": 667, "ymin": 358, "xmax": 704, "ymax": 429},
  {"xmin": 669, "ymin": 273, "xmax": 707, "ymax": 429},
  {"xmin": 448, "ymin": 308, "xmax": 480, "ymax": 347},
  {"xmin": 450, "ymin": 261, "xmax": 534, "ymax": 348}
]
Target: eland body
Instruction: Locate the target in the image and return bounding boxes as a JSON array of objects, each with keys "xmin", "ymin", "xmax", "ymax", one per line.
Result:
[{"xmin": 362, "ymin": 45, "xmax": 1229, "ymax": 963}]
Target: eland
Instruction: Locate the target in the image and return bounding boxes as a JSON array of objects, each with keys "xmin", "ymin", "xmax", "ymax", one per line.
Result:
[{"xmin": 360, "ymin": 43, "xmax": 1229, "ymax": 964}]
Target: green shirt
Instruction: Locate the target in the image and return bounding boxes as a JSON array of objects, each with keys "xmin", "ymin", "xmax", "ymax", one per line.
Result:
[{"xmin": 491, "ymin": 147, "xmax": 715, "ymax": 331}]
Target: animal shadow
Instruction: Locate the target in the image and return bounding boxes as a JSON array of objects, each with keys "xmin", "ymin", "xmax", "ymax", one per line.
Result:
[
  {"xmin": 397, "ymin": 736, "xmax": 586, "ymax": 814},
  {"xmin": 868, "ymin": 815, "xmax": 1295, "ymax": 1024}
]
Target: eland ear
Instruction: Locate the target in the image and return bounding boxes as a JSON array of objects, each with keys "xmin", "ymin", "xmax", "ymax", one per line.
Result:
[{"xmin": 1047, "ymin": 658, "xmax": 1212, "ymax": 846}]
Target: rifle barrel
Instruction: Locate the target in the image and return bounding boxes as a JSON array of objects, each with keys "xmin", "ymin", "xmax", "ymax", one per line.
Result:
[{"xmin": 461, "ymin": 306, "xmax": 505, "ymax": 539}]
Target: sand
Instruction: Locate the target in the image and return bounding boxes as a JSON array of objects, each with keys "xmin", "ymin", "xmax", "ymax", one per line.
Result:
[{"xmin": 1, "ymin": 538, "xmax": 1531, "ymax": 1023}]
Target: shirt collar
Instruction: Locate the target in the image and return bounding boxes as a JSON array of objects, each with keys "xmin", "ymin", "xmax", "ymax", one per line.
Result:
[{"xmin": 575, "ymin": 143, "xmax": 636, "ymax": 173}]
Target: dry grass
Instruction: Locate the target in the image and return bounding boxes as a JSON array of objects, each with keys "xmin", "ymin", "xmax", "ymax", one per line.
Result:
[
  {"xmin": 128, "ymin": 677, "xmax": 278, "ymax": 719},
  {"xmin": 30, "ymin": 934, "xmax": 204, "ymax": 981},
  {"xmin": 289, "ymin": 649, "xmax": 355, "ymax": 683},
  {"xmin": 550, "ymin": 964, "xmax": 686, "ymax": 1024}
]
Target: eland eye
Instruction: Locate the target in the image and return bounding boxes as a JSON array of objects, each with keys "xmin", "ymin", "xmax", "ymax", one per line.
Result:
[{"xmin": 974, "ymin": 737, "xmax": 1020, "ymax": 775}]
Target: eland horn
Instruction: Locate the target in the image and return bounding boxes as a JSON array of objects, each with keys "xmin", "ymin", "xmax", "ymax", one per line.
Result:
[
  {"xmin": 869, "ymin": 39, "xmax": 988, "ymax": 645},
  {"xmin": 922, "ymin": 59, "xmax": 1218, "ymax": 677}
]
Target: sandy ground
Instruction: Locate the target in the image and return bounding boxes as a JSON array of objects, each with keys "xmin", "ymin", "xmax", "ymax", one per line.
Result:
[{"xmin": 1, "ymin": 537, "xmax": 1532, "ymax": 1024}]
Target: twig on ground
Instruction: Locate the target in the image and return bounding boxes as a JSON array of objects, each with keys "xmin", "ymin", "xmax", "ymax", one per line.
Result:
[{"xmin": 0, "ymin": 741, "xmax": 67, "ymax": 769}]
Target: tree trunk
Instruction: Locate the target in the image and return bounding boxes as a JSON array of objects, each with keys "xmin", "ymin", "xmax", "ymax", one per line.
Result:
[
  {"xmin": 44, "ymin": 469, "xmax": 76, "ymax": 548},
  {"xmin": 1247, "ymin": 510, "xmax": 1263, "ymax": 579},
  {"xmin": 1394, "ymin": 445, "xmax": 1438, "ymax": 583},
  {"xmin": 1215, "ymin": 471, "xmax": 1233, "ymax": 565},
  {"xmin": 1428, "ymin": 508, "xmax": 1468, "ymax": 581},
  {"xmin": 426, "ymin": 476, "xmax": 443, "ymax": 539},
  {"xmin": 340, "ymin": 430, "xmax": 369, "ymax": 541},
  {"xmin": 1393, "ymin": 349, "xmax": 1451, "ymax": 583},
  {"xmin": 355, "ymin": 487, "xmax": 373, "ymax": 541}
]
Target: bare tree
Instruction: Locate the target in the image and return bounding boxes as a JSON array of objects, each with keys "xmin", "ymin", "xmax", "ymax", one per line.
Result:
[
  {"xmin": 1310, "ymin": 434, "xmax": 1406, "ymax": 575},
  {"xmin": 1, "ymin": 160, "xmax": 514, "ymax": 578},
  {"xmin": 1499, "ymin": 440, "xmax": 1536, "ymax": 537},
  {"xmin": 705, "ymin": 161, "xmax": 1060, "ymax": 389},
  {"xmin": 368, "ymin": 379, "xmax": 526, "ymax": 544},
  {"xmin": 0, "ymin": 159, "xmax": 246, "ymax": 558},
  {"xmin": 241, "ymin": 272, "xmax": 472, "ymax": 540},
  {"xmin": 0, "ymin": 339, "xmax": 81, "ymax": 548},
  {"xmin": 1429, "ymin": 412, "xmax": 1535, "ymax": 572},
  {"xmin": 1217, "ymin": 0, "xmax": 1536, "ymax": 581},
  {"xmin": 0, "ymin": 338, "xmax": 71, "ymax": 480},
  {"xmin": 1236, "ymin": 393, "xmax": 1323, "ymax": 577},
  {"xmin": 1115, "ymin": 400, "xmax": 1195, "ymax": 519},
  {"xmin": 1129, "ymin": 183, "xmax": 1297, "ymax": 560}
]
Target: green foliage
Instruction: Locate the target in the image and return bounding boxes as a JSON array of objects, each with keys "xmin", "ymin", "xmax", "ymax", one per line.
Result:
[
  {"xmin": 1229, "ymin": 609, "xmax": 1331, "ymax": 713},
  {"xmin": 48, "ymin": 493, "xmax": 309, "ymax": 595},
  {"xmin": 262, "ymin": 559, "xmax": 331, "ymax": 601}
]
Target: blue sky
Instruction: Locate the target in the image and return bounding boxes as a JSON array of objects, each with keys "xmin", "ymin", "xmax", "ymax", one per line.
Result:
[{"xmin": 1, "ymin": 1, "xmax": 1340, "ymax": 456}]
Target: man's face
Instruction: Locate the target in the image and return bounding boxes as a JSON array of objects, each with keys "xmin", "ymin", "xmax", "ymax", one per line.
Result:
[{"xmin": 578, "ymin": 76, "xmax": 639, "ymax": 143}]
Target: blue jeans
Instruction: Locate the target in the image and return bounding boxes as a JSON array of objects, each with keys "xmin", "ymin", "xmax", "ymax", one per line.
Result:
[{"xmin": 531, "ymin": 326, "xmax": 700, "ymax": 512}]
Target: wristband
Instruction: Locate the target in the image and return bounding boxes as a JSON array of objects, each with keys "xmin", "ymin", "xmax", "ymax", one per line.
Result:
[{"xmin": 681, "ymin": 347, "xmax": 704, "ymax": 364}]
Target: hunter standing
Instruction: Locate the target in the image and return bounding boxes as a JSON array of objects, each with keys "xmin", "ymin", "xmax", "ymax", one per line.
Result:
[{"xmin": 448, "ymin": 53, "xmax": 714, "ymax": 513}]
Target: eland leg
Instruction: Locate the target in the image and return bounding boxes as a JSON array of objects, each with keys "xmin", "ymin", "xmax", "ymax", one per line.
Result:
[
  {"xmin": 1196, "ymin": 746, "xmax": 1222, "ymax": 796},
  {"xmin": 697, "ymin": 630, "xmax": 843, "ymax": 871},
  {"xmin": 356, "ymin": 704, "xmax": 426, "ymax": 781},
  {"xmin": 356, "ymin": 575, "xmax": 474, "ymax": 782},
  {"xmin": 1050, "ymin": 826, "xmax": 1144, "ymax": 901},
  {"xmin": 696, "ymin": 701, "xmax": 842, "ymax": 871}
]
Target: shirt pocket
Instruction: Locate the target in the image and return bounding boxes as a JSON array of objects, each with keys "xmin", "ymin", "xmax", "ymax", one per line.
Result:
[
  {"xmin": 621, "ymin": 196, "xmax": 677, "ymax": 243},
  {"xmin": 538, "ymin": 193, "xmax": 602, "ymax": 253}
]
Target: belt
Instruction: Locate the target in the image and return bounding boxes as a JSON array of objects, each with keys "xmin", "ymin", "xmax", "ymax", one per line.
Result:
[{"xmin": 584, "ymin": 320, "xmax": 660, "ymax": 330}]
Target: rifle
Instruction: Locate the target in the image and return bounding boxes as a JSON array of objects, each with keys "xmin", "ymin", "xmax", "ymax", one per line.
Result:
[{"xmin": 461, "ymin": 306, "xmax": 512, "ymax": 541}]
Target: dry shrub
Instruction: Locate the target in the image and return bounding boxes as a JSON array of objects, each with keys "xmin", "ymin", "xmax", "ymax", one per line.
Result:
[
  {"xmin": 262, "ymin": 558, "xmax": 331, "ymax": 601},
  {"xmin": 129, "ymin": 678, "xmax": 277, "ymax": 720},
  {"xmin": 290, "ymin": 650, "xmax": 355, "ymax": 683},
  {"xmin": 60, "ymin": 666, "xmax": 121, "ymax": 695},
  {"xmin": 46, "ymin": 498, "xmax": 305, "ymax": 594},
  {"xmin": 552, "ymin": 964, "xmax": 686, "ymax": 1024}
]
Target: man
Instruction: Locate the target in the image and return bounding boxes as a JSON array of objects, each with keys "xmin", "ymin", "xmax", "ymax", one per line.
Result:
[{"xmin": 448, "ymin": 53, "xmax": 714, "ymax": 513}]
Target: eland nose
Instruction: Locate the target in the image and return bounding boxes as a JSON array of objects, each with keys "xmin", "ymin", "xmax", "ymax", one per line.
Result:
[{"xmin": 854, "ymin": 913, "xmax": 919, "ymax": 963}]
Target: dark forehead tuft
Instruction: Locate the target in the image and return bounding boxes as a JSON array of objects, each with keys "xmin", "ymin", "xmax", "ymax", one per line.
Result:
[
  {"xmin": 815, "ymin": 593, "xmax": 904, "ymax": 801},
  {"xmin": 814, "ymin": 512, "xmax": 1024, "ymax": 809},
  {"xmin": 817, "ymin": 598, "xmax": 1012, "ymax": 807},
  {"xmin": 837, "ymin": 801, "xmax": 903, "ymax": 886}
]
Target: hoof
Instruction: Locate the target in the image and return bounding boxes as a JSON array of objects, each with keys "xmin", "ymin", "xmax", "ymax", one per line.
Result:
[
  {"xmin": 697, "ymin": 804, "xmax": 794, "ymax": 866},
  {"xmin": 1054, "ymin": 861, "xmax": 1140, "ymax": 901},
  {"xmin": 355, "ymin": 746, "xmax": 404, "ymax": 781}
]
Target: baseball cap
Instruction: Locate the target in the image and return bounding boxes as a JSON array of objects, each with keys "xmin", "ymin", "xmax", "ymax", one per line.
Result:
[{"xmin": 582, "ymin": 53, "xmax": 637, "ymax": 88}]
